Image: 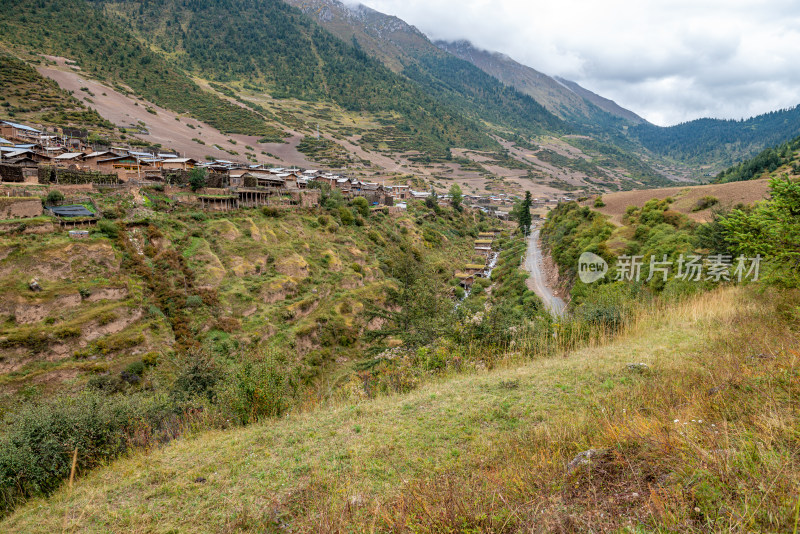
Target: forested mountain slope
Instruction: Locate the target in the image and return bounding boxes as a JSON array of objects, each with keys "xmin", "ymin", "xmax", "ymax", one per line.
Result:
[
  {"xmin": 632, "ymin": 105, "xmax": 800, "ymax": 170},
  {"xmin": 714, "ymin": 133, "xmax": 800, "ymax": 183}
]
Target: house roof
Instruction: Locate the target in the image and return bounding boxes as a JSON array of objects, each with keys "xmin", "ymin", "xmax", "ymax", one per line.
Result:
[
  {"xmin": 98, "ymin": 155, "xmax": 149, "ymax": 165},
  {"xmin": 162, "ymin": 158, "xmax": 195, "ymax": 164},
  {"xmin": 2, "ymin": 150, "xmax": 33, "ymax": 159},
  {"xmin": 84, "ymin": 151, "xmax": 113, "ymax": 159},
  {"xmin": 1, "ymin": 120, "xmax": 40, "ymax": 133},
  {"xmin": 0, "ymin": 137, "xmax": 13, "ymax": 145},
  {"xmin": 3, "ymin": 150, "xmax": 33, "ymax": 159},
  {"xmin": 54, "ymin": 152, "xmax": 85, "ymax": 160},
  {"xmin": 158, "ymin": 153, "xmax": 178, "ymax": 158}
]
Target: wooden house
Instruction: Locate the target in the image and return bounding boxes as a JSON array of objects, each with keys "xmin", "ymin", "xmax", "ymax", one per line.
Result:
[
  {"xmin": 96, "ymin": 155, "xmax": 150, "ymax": 180},
  {"xmin": 53, "ymin": 152, "xmax": 87, "ymax": 168},
  {"xmin": 161, "ymin": 158, "xmax": 196, "ymax": 171}
]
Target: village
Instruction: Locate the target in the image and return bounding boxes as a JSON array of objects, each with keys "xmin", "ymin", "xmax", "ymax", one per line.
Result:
[
  {"xmin": 0, "ymin": 119, "xmax": 570, "ymax": 214},
  {"xmin": 0, "ymin": 118, "xmax": 541, "ymax": 296}
]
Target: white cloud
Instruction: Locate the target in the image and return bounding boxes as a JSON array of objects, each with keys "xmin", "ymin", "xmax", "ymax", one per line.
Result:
[{"xmin": 359, "ymin": 0, "xmax": 800, "ymax": 125}]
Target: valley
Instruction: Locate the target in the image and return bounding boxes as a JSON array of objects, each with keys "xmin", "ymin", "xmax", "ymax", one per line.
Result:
[{"xmin": 0, "ymin": 0, "xmax": 799, "ymax": 531}]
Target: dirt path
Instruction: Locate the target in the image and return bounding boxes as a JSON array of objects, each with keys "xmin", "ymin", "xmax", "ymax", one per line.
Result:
[{"xmin": 524, "ymin": 227, "xmax": 566, "ymax": 316}]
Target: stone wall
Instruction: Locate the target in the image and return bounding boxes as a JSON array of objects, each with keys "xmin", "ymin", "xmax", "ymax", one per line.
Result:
[{"xmin": 0, "ymin": 198, "xmax": 43, "ymax": 219}]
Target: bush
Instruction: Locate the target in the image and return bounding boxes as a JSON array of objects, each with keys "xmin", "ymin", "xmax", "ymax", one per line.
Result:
[
  {"xmin": 262, "ymin": 206, "xmax": 282, "ymax": 218},
  {"xmin": 338, "ymin": 206, "xmax": 354, "ymax": 226},
  {"xmin": 317, "ymin": 215, "xmax": 329, "ymax": 227},
  {"xmin": 351, "ymin": 196, "xmax": 370, "ymax": 218},
  {"xmin": 170, "ymin": 351, "xmax": 221, "ymax": 404},
  {"xmin": 0, "ymin": 392, "xmax": 172, "ymax": 515},
  {"xmin": 189, "ymin": 168, "xmax": 207, "ymax": 192},
  {"xmin": 185, "ymin": 295, "xmax": 203, "ymax": 308},
  {"xmin": 692, "ymin": 195, "xmax": 719, "ymax": 212},
  {"xmin": 97, "ymin": 220, "xmax": 120, "ymax": 239},
  {"xmin": 45, "ymin": 190, "xmax": 64, "ymax": 205},
  {"xmin": 217, "ymin": 357, "xmax": 295, "ymax": 425},
  {"xmin": 594, "ymin": 196, "xmax": 606, "ymax": 208}
]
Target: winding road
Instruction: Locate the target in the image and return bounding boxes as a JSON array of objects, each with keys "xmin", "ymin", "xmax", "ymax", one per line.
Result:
[{"xmin": 524, "ymin": 227, "xmax": 567, "ymax": 317}]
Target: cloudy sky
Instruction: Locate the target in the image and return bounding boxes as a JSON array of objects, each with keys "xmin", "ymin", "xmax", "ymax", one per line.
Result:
[{"xmin": 359, "ymin": 0, "xmax": 800, "ymax": 126}]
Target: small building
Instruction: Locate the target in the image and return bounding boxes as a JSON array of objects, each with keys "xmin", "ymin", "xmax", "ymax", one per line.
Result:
[
  {"xmin": 69, "ymin": 230, "xmax": 90, "ymax": 239},
  {"xmin": 455, "ymin": 273, "xmax": 475, "ymax": 290},
  {"xmin": 96, "ymin": 155, "xmax": 150, "ymax": 180},
  {"xmin": 53, "ymin": 152, "xmax": 86, "ymax": 168},
  {"xmin": 82, "ymin": 151, "xmax": 116, "ymax": 170},
  {"xmin": 0, "ymin": 121, "xmax": 41, "ymax": 142},
  {"xmin": 463, "ymin": 263, "xmax": 487, "ymax": 277},
  {"xmin": 385, "ymin": 185, "xmax": 410, "ymax": 200},
  {"xmin": 161, "ymin": 157, "xmax": 196, "ymax": 171},
  {"xmin": 249, "ymin": 172, "xmax": 286, "ymax": 189}
]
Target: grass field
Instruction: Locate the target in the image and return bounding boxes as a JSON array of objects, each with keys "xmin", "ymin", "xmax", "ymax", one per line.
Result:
[
  {"xmin": 4, "ymin": 285, "xmax": 797, "ymax": 532},
  {"xmin": 590, "ymin": 178, "xmax": 771, "ymax": 224}
]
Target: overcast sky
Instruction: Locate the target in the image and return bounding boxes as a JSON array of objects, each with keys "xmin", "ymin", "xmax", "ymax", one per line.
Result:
[{"xmin": 358, "ymin": 0, "xmax": 800, "ymax": 126}]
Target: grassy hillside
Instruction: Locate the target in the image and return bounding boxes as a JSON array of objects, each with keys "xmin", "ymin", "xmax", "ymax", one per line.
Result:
[
  {"xmin": 0, "ymin": 53, "xmax": 113, "ymax": 132},
  {"xmin": 2, "ymin": 286, "xmax": 797, "ymax": 532},
  {"xmin": 0, "ymin": 0, "xmax": 285, "ymax": 139},
  {"xmin": 102, "ymin": 0, "xmax": 495, "ymax": 156},
  {"xmin": 588, "ymin": 179, "xmax": 772, "ymax": 225},
  {"xmin": 0, "ymin": 191, "xmax": 489, "ymax": 407}
]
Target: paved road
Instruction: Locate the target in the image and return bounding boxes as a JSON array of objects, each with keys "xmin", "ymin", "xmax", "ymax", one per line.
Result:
[{"xmin": 524, "ymin": 228, "xmax": 567, "ymax": 317}]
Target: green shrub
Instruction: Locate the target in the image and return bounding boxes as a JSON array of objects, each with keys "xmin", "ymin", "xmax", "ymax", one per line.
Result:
[
  {"xmin": 124, "ymin": 361, "xmax": 145, "ymax": 377},
  {"xmin": 96, "ymin": 220, "xmax": 119, "ymax": 239},
  {"xmin": 142, "ymin": 352, "xmax": 159, "ymax": 367},
  {"xmin": 317, "ymin": 215, "xmax": 329, "ymax": 227},
  {"xmin": 217, "ymin": 357, "xmax": 295, "ymax": 425},
  {"xmin": 351, "ymin": 196, "xmax": 370, "ymax": 217},
  {"xmin": 190, "ymin": 211, "xmax": 207, "ymax": 221},
  {"xmin": 0, "ymin": 392, "xmax": 172, "ymax": 515},
  {"xmin": 185, "ymin": 295, "xmax": 203, "ymax": 308},
  {"xmin": 45, "ymin": 190, "xmax": 64, "ymax": 205},
  {"xmin": 262, "ymin": 206, "xmax": 282, "ymax": 218},
  {"xmin": 594, "ymin": 196, "xmax": 606, "ymax": 208},
  {"xmin": 338, "ymin": 206, "xmax": 354, "ymax": 225}
]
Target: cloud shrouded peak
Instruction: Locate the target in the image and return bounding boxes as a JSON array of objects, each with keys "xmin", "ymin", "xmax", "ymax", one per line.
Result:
[{"xmin": 359, "ymin": 0, "xmax": 800, "ymax": 126}]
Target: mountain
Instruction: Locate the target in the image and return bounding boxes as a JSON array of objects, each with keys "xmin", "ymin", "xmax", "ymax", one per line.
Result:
[
  {"xmin": 435, "ymin": 40, "xmax": 645, "ymax": 127},
  {"xmin": 554, "ymin": 76, "xmax": 646, "ymax": 125},
  {"xmin": 3, "ymin": 0, "xmax": 800, "ymax": 188},
  {"xmin": 713, "ymin": 133, "xmax": 800, "ymax": 183},
  {"xmin": 631, "ymin": 105, "xmax": 800, "ymax": 170},
  {"xmin": 285, "ymin": 0, "xmax": 567, "ymax": 138}
]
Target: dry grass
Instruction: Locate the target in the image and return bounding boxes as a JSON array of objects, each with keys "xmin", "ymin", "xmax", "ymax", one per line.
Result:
[
  {"xmin": 2, "ymin": 287, "xmax": 798, "ymax": 532},
  {"xmin": 591, "ymin": 179, "xmax": 772, "ymax": 224}
]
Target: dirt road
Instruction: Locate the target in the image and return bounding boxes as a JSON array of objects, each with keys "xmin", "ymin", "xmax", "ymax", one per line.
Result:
[{"xmin": 524, "ymin": 228, "xmax": 566, "ymax": 316}]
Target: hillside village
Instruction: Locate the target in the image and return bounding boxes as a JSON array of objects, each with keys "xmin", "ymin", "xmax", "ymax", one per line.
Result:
[
  {"xmin": 0, "ymin": 118, "xmax": 573, "ymax": 217},
  {"xmin": 0, "ymin": 116, "xmax": 514, "ymax": 306}
]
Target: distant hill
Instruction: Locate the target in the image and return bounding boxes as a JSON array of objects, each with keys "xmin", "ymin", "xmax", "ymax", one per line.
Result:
[
  {"xmin": 631, "ymin": 106, "xmax": 800, "ymax": 171},
  {"xmin": 714, "ymin": 134, "xmax": 800, "ymax": 184}
]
